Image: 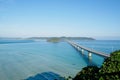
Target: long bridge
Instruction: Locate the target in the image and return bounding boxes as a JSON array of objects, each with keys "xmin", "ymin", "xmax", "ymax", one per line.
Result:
[{"xmin": 66, "ymin": 40, "xmax": 110, "ymax": 58}]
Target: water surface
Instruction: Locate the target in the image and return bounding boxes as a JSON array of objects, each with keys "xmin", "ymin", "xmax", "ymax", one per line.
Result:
[{"xmin": 0, "ymin": 39, "xmax": 120, "ymax": 80}]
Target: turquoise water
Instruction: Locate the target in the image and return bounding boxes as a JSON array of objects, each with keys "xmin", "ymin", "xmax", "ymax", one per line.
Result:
[{"xmin": 0, "ymin": 39, "xmax": 120, "ymax": 80}]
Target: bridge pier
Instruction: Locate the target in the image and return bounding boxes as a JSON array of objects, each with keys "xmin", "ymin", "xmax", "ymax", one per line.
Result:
[
  {"xmin": 81, "ymin": 49, "xmax": 84, "ymax": 54},
  {"xmin": 77, "ymin": 46, "xmax": 81, "ymax": 51},
  {"xmin": 75, "ymin": 45, "xmax": 77, "ymax": 49},
  {"xmin": 77, "ymin": 46, "xmax": 79, "ymax": 50},
  {"xmin": 88, "ymin": 52, "xmax": 92, "ymax": 57}
]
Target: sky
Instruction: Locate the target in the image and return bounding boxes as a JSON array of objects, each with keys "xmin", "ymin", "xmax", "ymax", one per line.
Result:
[{"xmin": 0, "ymin": 0, "xmax": 120, "ymax": 39}]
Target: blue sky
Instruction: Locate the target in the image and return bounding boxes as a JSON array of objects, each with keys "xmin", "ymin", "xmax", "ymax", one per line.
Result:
[{"xmin": 0, "ymin": 0, "xmax": 120, "ymax": 39}]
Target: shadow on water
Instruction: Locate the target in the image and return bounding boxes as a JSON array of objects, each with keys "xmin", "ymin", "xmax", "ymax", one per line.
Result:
[
  {"xmin": 73, "ymin": 47, "xmax": 98, "ymax": 66},
  {"xmin": 70, "ymin": 45, "xmax": 97, "ymax": 66},
  {"xmin": 80, "ymin": 53, "xmax": 97, "ymax": 66},
  {"xmin": 25, "ymin": 72, "xmax": 65, "ymax": 80}
]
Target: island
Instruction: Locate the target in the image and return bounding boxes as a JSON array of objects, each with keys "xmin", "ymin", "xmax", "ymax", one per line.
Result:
[
  {"xmin": 47, "ymin": 37, "xmax": 61, "ymax": 43},
  {"xmin": 27, "ymin": 37, "xmax": 95, "ymax": 43}
]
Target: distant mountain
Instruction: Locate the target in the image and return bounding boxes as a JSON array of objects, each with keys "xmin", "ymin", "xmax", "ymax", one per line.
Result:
[
  {"xmin": 28, "ymin": 37, "xmax": 50, "ymax": 39},
  {"xmin": 62, "ymin": 37, "xmax": 95, "ymax": 40},
  {"xmin": 28, "ymin": 37, "xmax": 95, "ymax": 40}
]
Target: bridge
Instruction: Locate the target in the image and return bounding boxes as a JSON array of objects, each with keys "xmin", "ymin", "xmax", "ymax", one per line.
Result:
[{"xmin": 66, "ymin": 40, "xmax": 110, "ymax": 58}]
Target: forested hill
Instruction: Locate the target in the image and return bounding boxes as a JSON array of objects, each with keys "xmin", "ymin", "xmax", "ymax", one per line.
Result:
[
  {"xmin": 28, "ymin": 37, "xmax": 95, "ymax": 40},
  {"xmin": 73, "ymin": 50, "xmax": 120, "ymax": 80}
]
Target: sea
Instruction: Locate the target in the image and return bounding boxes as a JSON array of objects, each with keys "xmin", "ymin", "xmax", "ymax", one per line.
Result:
[{"xmin": 0, "ymin": 39, "xmax": 120, "ymax": 80}]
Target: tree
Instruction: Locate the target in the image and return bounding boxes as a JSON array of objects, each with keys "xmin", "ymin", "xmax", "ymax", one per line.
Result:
[{"xmin": 73, "ymin": 50, "xmax": 120, "ymax": 80}]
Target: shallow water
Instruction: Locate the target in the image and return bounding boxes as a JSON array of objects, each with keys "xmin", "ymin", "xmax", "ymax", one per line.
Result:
[{"xmin": 0, "ymin": 39, "xmax": 120, "ymax": 80}]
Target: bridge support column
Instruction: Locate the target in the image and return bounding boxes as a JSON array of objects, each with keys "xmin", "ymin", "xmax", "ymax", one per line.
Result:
[
  {"xmin": 74, "ymin": 46, "xmax": 77, "ymax": 49},
  {"xmin": 88, "ymin": 52, "xmax": 92, "ymax": 57},
  {"xmin": 81, "ymin": 49, "xmax": 84, "ymax": 54},
  {"xmin": 77, "ymin": 47, "xmax": 80, "ymax": 51}
]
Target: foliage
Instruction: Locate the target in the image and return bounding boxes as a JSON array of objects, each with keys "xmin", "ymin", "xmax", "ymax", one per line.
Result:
[
  {"xmin": 73, "ymin": 66, "xmax": 99, "ymax": 80},
  {"xmin": 73, "ymin": 50, "xmax": 120, "ymax": 80},
  {"xmin": 47, "ymin": 38, "xmax": 61, "ymax": 43},
  {"xmin": 99, "ymin": 50, "xmax": 120, "ymax": 80},
  {"xmin": 64, "ymin": 76, "xmax": 73, "ymax": 80}
]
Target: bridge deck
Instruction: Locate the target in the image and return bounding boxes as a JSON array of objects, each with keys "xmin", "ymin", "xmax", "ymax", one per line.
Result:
[{"xmin": 67, "ymin": 40, "xmax": 110, "ymax": 58}]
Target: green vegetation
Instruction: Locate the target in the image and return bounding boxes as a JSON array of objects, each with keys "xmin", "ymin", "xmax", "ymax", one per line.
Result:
[
  {"xmin": 27, "ymin": 37, "xmax": 95, "ymax": 43},
  {"xmin": 73, "ymin": 50, "xmax": 120, "ymax": 80},
  {"xmin": 47, "ymin": 37, "xmax": 61, "ymax": 43},
  {"xmin": 46, "ymin": 37, "xmax": 95, "ymax": 43},
  {"xmin": 73, "ymin": 66, "xmax": 99, "ymax": 80},
  {"xmin": 63, "ymin": 37, "xmax": 95, "ymax": 40},
  {"xmin": 99, "ymin": 50, "xmax": 120, "ymax": 80}
]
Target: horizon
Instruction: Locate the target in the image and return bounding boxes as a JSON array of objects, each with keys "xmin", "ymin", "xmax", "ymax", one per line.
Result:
[
  {"xmin": 0, "ymin": 0, "xmax": 120, "ymax": 40},
  {"xmin": 0, "ymin": 36, "xmax": 120, "ymax": 40}
]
